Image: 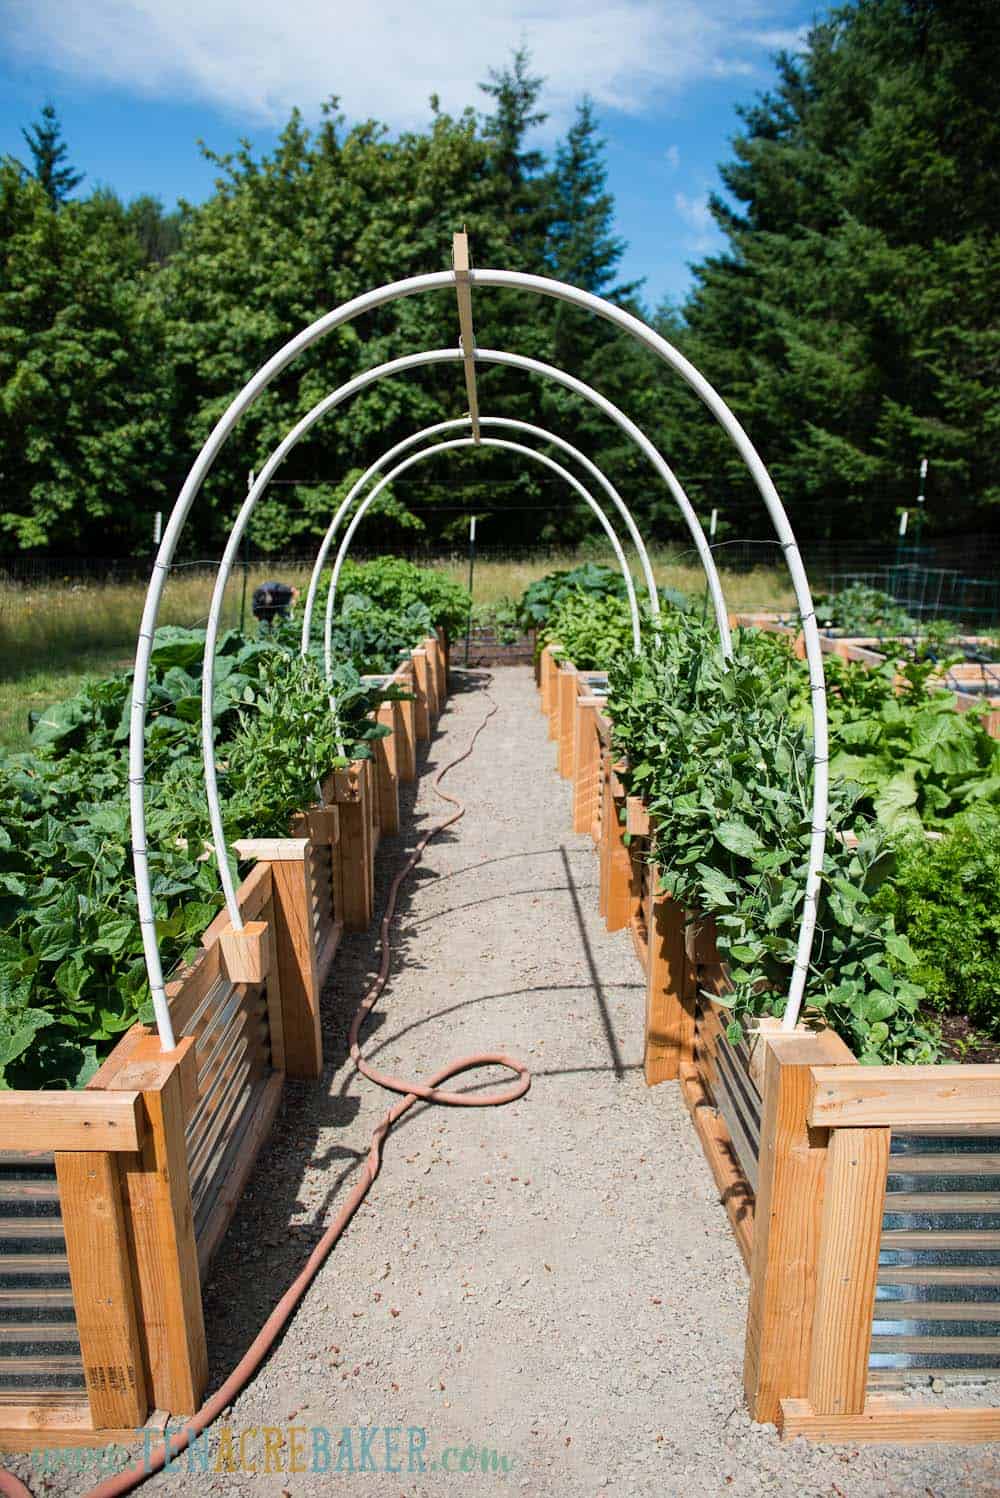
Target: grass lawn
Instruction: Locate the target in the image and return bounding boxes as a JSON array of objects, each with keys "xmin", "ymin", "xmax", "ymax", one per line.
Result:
[{"xmin": 0, "ymin": 551, "xmax": 794, "ymax": 751}]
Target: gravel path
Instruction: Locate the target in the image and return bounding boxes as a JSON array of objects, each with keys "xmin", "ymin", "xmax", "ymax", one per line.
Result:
[{"xmin": 12, "ymin": 667, "xmax": 998, "ymax": 1497}]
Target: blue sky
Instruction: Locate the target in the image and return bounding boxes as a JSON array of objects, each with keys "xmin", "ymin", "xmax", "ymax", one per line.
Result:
[{"xmin": 0, "ymin": 0, "xmax": 820, "ymax": 309}]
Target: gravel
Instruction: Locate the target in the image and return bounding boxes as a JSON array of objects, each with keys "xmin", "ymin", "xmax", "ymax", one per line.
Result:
[{"xmin": 10, "ymin": 666, "xmax": 999, "ymax": 1497}]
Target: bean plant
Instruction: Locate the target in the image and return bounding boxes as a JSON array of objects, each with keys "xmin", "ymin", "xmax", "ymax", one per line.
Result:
[{"xmin": 606, "ymin": 612, "xmax": 941, "ymax": 1064}]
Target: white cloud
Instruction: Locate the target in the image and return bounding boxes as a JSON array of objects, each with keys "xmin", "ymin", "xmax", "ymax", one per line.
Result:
[
  {"xmin": 664, "ymin": 144, "xmax": 681, "ymax": 171},
  {"xmin": 2, "ymin": 0, "xmax": 809, "ymax": 133},
  {"xmin": 673, "ymin": 189, "xmax": 721, "ymax": 255}
]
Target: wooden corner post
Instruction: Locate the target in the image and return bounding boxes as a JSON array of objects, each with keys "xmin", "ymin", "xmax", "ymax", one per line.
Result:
[
  {"xmin": 269, "ymin": 843, "xmax": 324, "ymax": 1079},
  {"xmin": 109, "ymin": 1036, "xmax": 208, "ymax": 1416},
  {"xmin": 332, "ymin": 762, "xmax": 375, "ymax": 930},
  {"xmin": 643, "ymin": 879, "xmax": 693, "ymax": 1085},
  {"xmin": 393, "ymin": 662, "xmax": 417, "ymax": 782},
  {"xmin": 599, "ymin": 762, "xmax": 631, "ymax": 932},
  {"xmin": 375, "ymin": 701, "xmax": 401, "ymax": 834},
  {"xmin": 572, "ymin": 697, "xmax": 601, "ymax": 835},
  {"xmin": 411, "ymin": 649, "xmax": 431, "ymax": 741},
  {"xmin": 743, "ymin": 1027, "xmax": 856, "ymax": 1424},
  {"xmin": 557, "ymin": 665, "xmax": 577, "ymax": 778},
  {"xmin": 54, "ymin": 1149, "xmax": 149, "ymax": 1429},
  {"xmin": 806, "ymin": 1124, "xmax": 889, "ymax": 1415}
]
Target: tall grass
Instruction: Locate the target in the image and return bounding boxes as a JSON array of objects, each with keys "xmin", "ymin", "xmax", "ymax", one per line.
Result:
[{"xmin": 0, "ymin": 552, "xmax": 793, "ymax": 751}]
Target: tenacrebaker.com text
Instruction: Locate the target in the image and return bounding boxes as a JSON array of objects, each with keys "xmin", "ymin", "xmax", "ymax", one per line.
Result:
[{"xmin": 32, "ymin": 1424, "xmax": 518, "ymax": 1477}]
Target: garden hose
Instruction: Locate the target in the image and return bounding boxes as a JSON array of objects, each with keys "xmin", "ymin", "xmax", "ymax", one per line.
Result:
[{"xmin": 0, "ymin": 672, "xmax": 528, "ymax": 1498}]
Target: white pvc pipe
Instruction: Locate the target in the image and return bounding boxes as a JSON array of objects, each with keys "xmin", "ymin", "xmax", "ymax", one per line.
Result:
[
  {"xmin": 132, "ymin": 267, "xmax": 824, "ymax": 1047},
  {"xmin": 200, "ymin": 351, "xmax": 460, "ymax": 932},
  {"xmin": 322, "ymin": 437, "xmax": 642, "ymax": 678},
  {"xmin": 300, "ymin": 413, "xmax": 664, "ymax": 661},
  {"xmin": 201, "ymin": 430, "xmax": 642, "ymax": 932}
]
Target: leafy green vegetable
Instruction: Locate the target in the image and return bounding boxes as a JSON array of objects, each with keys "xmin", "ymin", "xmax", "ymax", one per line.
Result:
[
  {"xmin": 604, "ymin": 609, "xmax": 942, "ymax": 1065},
  {"xmin": 538, "ymin": 590, "xmax": 635, "ymax": 670},
  {"xmin": 0, "ymin": 609, "xmax": 425, "ymax": 1090}
]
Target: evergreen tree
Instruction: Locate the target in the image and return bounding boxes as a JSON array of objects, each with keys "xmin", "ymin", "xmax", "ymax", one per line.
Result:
[
  {"xmin": 677, "ymin": 0, "xmax": 1000, "ymax": 542},
  {"xmin": 20, "ymin": 104, "xmax": 83, "ymax": 205},
  {"xmin": 548, "ymin": 97, "xmax": 625, "ymax": 295}
]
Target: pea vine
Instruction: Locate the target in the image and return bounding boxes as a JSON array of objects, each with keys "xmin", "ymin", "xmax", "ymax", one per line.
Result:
[{"xmin": 605, "ymin": 612, "xmax": 941, "ymax": 1064}]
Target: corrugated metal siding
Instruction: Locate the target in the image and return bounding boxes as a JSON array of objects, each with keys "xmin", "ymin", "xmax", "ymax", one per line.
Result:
[
  {"xmin": 181, "ymin": 975, "xmax": 273, "ymax": 1244},
  {"xmin": 694, "ymin": 1004, "xmax": 761, "ymax": 1194},
  {"xmin": 870, "ymin": 1131, "xmax": 1000, "ymax": 1387},
  {"xmin": 0, "ymin": 1153, "xmax": 84, "ymax": 1398}
]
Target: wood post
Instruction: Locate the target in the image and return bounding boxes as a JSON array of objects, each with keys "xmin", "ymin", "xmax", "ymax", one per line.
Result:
[
  {"xmin": 557, "ymin": 665, "xmax": 577, "ymax": 778},
  {"xmin": 807, "ymin": 1126, "xmax": 890, "ymax": 1415},
  {"xmin": 109, "ymin": 1037, "xmax": 208, "ymax": 1416},
  {"xmin": 332, "ymin": 761, "xmax": 375, "ymax": 931},
  {"xmin": 643, "ymin": 883, "xmax": 693, "ymax": 1085},
  {"xmin": 269, "ymin": 849, "xmax": 323, "ymax": 1078},
  {"xmin": 547, "ymin": 664, "xmax": 562, "ymax": 741},
  {"xmin": 394, "ymin": 664, "xmax": 417, "ymax": 782},
  {"xmin": 411, "ymin": 648, "xmax": 431, "ymax": 741},
  {"xmin": 601, "ymin": 766, "xmax": 625, "ymax": 928},
  {"xmin": 54, "ymin": 1151, "xmax": 149, "ymax": 1429},
  {"xmin": 422, "ymin": 636, "xmax": 440, "ymax": 723},
  {"xmin": 432, "ymin": 628, "xmax": 448, "ymax": 704},
  {"xmin": 375, "ymin": 701, "xmax": 400, "ymax": 834},
  {"xmin": 572, "ymin": 698, "xmax": 601, "ymax": 835},
  {"xmin": 539, "ymin": 643, "xmax": 559, "ymax": 713},
  {"xmin": 599, "ymin": 761, "xmax": 631, "ymax": 932},
  {"xmin": 743, "ymin": 1028, "xmax": 856, "ymax": 1425}
]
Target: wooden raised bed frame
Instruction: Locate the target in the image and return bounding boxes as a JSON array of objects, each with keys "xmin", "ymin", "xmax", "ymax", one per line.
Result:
[
  {"xmin": 549, "ymin": 650, "xmax": 1000, "ymax": 1445},
  {"xmin": 0, "ymin": 639, "xmax": 448, "ymax": 1452}
]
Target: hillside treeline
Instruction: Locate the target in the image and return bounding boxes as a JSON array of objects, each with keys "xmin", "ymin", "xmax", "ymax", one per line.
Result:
[{"xmin": 1, "ymin": 1, "xmax": 997, "ymax": 558}]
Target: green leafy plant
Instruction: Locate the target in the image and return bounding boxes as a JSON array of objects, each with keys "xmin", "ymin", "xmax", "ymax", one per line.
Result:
[
  {"xmin": 0, "ymin": 629, "xmax": 389, "ymax": 1090},
  {"xmin": 538, "ymin": 590, "xmax": 635, "ymax": 669},
  {"xmin": 318, "ymin": 558, "xmax": 471, "ymax": 639},
  {"xmin": 517, "ymin": 563, "xmax": 630, "ymax": 631},
  {"xmin": 874, "ymin": 807, "xmax": 1000, "ymax": 1041},
  {"xmin": 823, "ymin": 654, "xmax": 1000, "ymax": 831},
  {"xmin": 606, "ymin": 613, "xmax": 941, "ymax": 1064}
]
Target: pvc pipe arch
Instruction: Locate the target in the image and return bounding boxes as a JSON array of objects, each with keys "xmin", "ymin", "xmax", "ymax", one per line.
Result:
[
  {"xmin": 200, "ymin": 344, "xmax": 729, "ymax": 951},
  {"xmin": 300, "ymin": 413, "xmax": 665, "ymax": 661},
  {"xmin": 132, "ymin": 266, "xmax": 827, "ymax": 1048},
  {"xmin": 322, "ymin": 437, "xmax": 642, "ymax": 683}
]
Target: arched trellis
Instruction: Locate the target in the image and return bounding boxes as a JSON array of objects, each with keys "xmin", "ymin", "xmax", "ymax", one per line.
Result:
[
  {"xmin": 300, "ymin": 413, "xmax": 667, "ymax": 665},
  {"xmin": 131, "ymin": 267, "xmax": 828, "ymax": 1048},
  {"xmin": 322, "ymin": 435, "xmax": 644, "ymax": 679},
  {"xmin": 198, "ymin": 348, "xmax": 735, "ymax": 948}
]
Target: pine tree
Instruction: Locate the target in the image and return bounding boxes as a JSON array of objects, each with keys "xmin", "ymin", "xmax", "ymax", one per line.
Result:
[
  {"xmin": 548, "ymin": 97, "xmax": 626, "ymax": 295},
  {"xmin": 21, "ymin": 104, "xmax": 83, "ymax": 205},
  {"xmin": 478, "ymin": 47, "xmax": 549, "ymax": 264}
]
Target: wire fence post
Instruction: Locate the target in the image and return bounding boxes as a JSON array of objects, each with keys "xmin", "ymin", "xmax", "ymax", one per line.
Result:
[{"xmin": 464, "ymin": 514, "xmax": 477, "ymax": 666}]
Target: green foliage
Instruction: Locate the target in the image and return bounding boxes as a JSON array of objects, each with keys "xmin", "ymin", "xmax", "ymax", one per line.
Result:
[
  {"xmin": 823, "ymin": 655, "xmax": 1000, "ymax": 831},
  {"xmin": 538, "ymin": 590, "xmax": 635, "ymax": 670},
  {"xmin": 0, "ymin": 161, "xmax": 173, "ymax": 550},
  {"xmin": 672, "ymin": 0, "xmax": 1000, "ymax": 539},
  {"xmin": 815, "ymin": 585, "xmax": 919, "ymax": 637},
  {"xmin": 606, "ymin": 613, "xmax": 941, "ymax": 1064},
  {"xmin": 875, "ymin": 807, "xmax": 1000, "ymax": 1040},
  {"xmin": 471, "ymin": 596, "xmax": 523, "ymax": 645},
  {"xmin": 20, "ymin": 104, "xmax": 83, "ymax": 205},
  {"xmin": 0, "ymin": 628, "xmax": 387, "ymax": 1090},
  {"xmin": 318, "ymin": 558, "xmax": 471, "ymax": 640},
  {"xmin": 517, "ymin": 563, "xmax": 629, "ymax": 630}
]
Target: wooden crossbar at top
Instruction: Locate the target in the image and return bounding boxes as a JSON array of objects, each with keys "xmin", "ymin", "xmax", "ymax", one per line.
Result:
[{"xmin": 453, "ymin": 231, "xmax": 480, "ymax": 442}]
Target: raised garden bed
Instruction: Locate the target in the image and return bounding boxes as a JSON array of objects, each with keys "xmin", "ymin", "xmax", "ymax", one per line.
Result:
[
  {"xmin": 546, "ymin": 648, "xmax": 1000, "ymax": 1445},
  {"xmin": 0, "ymin": 645, "xmax": 448, "ymax": 1453}
]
